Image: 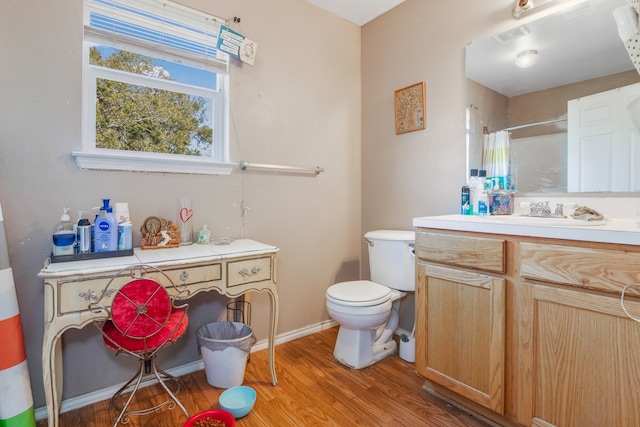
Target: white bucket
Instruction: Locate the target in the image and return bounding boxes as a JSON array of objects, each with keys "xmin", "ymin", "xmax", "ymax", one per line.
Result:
[
  {"xmin": 399, "ymin": 336, "xmax": 415, "ymax": 363},
  {"xmin": 201, "ymin": 345, "xmax": 248, "ymax": 388}
]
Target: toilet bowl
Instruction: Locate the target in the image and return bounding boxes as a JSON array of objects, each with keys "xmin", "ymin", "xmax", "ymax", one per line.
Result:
[
  {"xmin": 326, "ymin": 280, "xmax": 404, "ymax": 369},
  {"xmin": 325, "ymin": 230, "xmax": 415, "ymax": 369},
  {"xmin": 326, "ymin": 280, "xmax": 393, "ymax": 329}
]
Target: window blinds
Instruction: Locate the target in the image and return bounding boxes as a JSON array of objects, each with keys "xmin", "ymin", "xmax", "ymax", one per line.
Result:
[{"xmin": 84, "ymin": 0, "xmax": 229, "ymax": 73}]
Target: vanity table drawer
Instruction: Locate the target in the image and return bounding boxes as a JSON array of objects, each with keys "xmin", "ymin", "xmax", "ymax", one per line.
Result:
[
  {"xmin": 416, "ymin": 231, "xmax": 505, "ymax": 273},
  {"xmin": 57, "ymin": 264, "xmax": 222, "ymax": 315},
  {"xmin": 161, "ymin": 263, "xmax": 222, "ymax": 295},
  {"xmin": 227, "ymin": 256, "xmax": 273, "ymax": 287},
  {"xmin": 520, "ymin": 242, "xmax": 640, "ymax": 294}
]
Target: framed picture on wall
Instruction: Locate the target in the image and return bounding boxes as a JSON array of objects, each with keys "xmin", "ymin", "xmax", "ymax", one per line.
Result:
[{"xmin": 394, "ymin": 82, "xmax": 426, "ymax": 134}]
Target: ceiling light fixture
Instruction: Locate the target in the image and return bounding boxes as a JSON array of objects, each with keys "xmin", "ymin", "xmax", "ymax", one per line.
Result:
[
  {"xmin": 513, "ymin": 0, "xmax": 588, "ymax": 20},
  {"xmin": 515, "ymin": 50, "xmax": 539, "ymax": 68}
]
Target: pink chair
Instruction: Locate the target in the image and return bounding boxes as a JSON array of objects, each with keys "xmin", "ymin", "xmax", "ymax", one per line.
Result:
[{"xmin": 89, "ymin": 264, "xmax": 190, "ymax": 426}]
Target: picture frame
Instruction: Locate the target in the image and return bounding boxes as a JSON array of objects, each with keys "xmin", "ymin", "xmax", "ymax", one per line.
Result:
[{"xmin": 394, "ymin": 82, "xmax": 426, "ymax": 134}]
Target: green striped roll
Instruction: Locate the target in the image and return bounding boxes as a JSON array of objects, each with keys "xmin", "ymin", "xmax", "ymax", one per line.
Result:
[{"xmin": 0, "ymin": 203, "xmax": 36, "ymax": 427}]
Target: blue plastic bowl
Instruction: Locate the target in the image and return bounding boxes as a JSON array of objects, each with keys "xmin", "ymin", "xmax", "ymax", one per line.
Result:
[{"xmin": 218, "ymin": 386, "xmax": 257, "ymax": 418}]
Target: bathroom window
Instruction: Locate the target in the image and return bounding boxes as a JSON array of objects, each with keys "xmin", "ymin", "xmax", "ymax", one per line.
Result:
[{"xmin": 75, "ymin": 0, "xmax": 233, "ymax": 175}]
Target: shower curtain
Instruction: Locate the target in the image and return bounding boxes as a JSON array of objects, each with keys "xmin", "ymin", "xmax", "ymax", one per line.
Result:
[{"xmin": 483, "ymin": 130, "xmax": 511, "ymax": 190}]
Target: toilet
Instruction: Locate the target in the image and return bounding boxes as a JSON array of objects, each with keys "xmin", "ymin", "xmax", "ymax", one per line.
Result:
[{"xmin": 325, "ymin": 230, "xmax": 415, "ymax": 369}]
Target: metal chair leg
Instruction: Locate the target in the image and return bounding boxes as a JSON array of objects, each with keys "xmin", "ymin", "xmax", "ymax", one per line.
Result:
[
  {"xmin": 111, "ymin": 361, "xmax": 146, "ymax": 426},
  {"xmin": 152, "ymin": 363, "xmax": 188, "ymax": 417},
  {"xmin": 110, "ymin": 357, "xmax": 188, "ymax": 425}
]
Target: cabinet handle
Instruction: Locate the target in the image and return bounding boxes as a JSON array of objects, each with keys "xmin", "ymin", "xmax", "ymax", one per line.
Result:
[
  {"xmin": 238, "ymin": 265, "xmax": 262, "ymax": 278},
  {"xmin": 79, "ymin": 288, "xmax": 115, "ymax": 303}
]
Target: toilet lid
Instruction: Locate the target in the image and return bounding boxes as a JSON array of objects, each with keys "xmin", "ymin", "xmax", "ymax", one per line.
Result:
[{"xmin": 326, "ymin": 280, "xmax": 391, "ymax": 306}]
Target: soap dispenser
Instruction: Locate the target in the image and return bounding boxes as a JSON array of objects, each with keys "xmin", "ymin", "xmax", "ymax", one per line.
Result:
[
  {"xmin": 197, "ymin": 224, "xmax": 211, "ymax": 245},
  {"xmin": 94, "ymin": 199, "xmax": 118, "ymax": 252},
  {"xmin": 52, "ymin": 208, "xmax": 76, "ymax": 256}
]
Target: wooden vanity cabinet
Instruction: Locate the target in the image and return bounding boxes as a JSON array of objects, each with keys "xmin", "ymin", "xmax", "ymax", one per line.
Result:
[
  {"xmin": 519, "ymin": 242, "xmax": 640, "ymax": 427},
  {"xmin": 415, "ymin": 228, "xmax": 640, "ymax": 427},
  {"xmin": 415, "ymin": 231, "xmax": 508, "ymax": 418}
]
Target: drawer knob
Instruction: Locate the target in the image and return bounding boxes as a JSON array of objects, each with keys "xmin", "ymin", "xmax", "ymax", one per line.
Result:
[{"xmin": 180, "ymin": 271, "xmax": 189, "ymax": 282}]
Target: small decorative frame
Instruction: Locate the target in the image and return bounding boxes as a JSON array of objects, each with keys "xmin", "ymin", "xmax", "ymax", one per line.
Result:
[{"xmin": 394, "ymin": 81, "xmax": 426, "ymax": 134}]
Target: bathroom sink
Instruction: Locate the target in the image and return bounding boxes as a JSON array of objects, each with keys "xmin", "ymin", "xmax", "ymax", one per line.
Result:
[{"xmin": 476, "ymin": 215, "xmax": 607, "ymax": 227}]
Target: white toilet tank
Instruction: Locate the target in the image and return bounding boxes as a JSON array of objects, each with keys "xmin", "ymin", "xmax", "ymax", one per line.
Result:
[{"xmin": 365, "ymin": 230, "xmax": 415, "ymax": 291}]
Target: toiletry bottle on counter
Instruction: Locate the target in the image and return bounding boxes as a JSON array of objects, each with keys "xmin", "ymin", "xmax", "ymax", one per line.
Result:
[
  {"xmin": 197, "ymin": 224, "xmax": 211, "ymax": 245},
  {"xmin": 477, "ymin": 170, "xmax": 489, "ymax": 216},
  {"xmin": 52, "ymin": 208, "xmax": 76, "ymax": 256},
  {"xmin": 76, "ymin": 216, "xmax": 92, "ymax": 254},
  {"xmin": 461, "ymin": 171, "xmax": 470, "ymax": 215},
  {"xmin": 114, "ymin": 202, "xmax": 132, "ymax": 251},
  {"xmin": 114, "ymin": 202, "xmax": 130, "ymax": 223},
  {"xmin": 118, "ymin": 222, "xmax": 133, "ymax": 250},
  {"xmin": 468, "ymin": 169, "xmax": 479, "ymax": 215},
  {"xmin": 94, "ymin": 199, "xmax": 118, "ymax": 252}
]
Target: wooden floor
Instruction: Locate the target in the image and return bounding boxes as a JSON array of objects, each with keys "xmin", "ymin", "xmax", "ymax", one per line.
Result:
[{"xmin": 39, "ymin": 327, "xmax": 488, "ymax": 427}]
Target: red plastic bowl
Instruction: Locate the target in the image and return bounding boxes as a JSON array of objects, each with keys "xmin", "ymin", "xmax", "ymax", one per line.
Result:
[{"xmin": 183, "ymin": 409, "xmax": 236, "ymax": 427}]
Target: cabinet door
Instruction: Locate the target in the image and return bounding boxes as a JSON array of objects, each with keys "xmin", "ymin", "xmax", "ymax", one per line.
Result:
[
  {"xmin": 523, "ymin": 283, "xmax": 640, "ymax": 427},
  {"xmin": 416, "ymin": 262, "xmax": 506, "ymax": 414}
]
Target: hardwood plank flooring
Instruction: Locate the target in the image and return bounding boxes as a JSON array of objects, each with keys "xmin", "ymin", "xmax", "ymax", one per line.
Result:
[{"xmin": 38, "ymin": 327, "xmax": 488, "ymax": 427}]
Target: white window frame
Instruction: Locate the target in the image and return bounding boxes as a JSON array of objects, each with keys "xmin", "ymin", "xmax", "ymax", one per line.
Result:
[{"xmin": 74, "ymin": 0, "xmax": 234, "ymax": 175}]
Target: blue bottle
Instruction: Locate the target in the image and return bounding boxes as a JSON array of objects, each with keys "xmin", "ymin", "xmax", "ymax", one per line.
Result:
[{"xmin": 94, "ymin": 199, "xmax": 118, "ymax": 252}]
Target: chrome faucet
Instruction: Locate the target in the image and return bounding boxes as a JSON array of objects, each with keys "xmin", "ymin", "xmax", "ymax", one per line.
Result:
[
  {"xmin": 529, "ymin": 201, "xmax": 551, "ymax": 216},
  {"xmin": 527, "ymin": 201, "xmax": 566, "ymax": 218}
]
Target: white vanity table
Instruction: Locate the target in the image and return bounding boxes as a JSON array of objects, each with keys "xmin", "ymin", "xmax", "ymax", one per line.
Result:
[{"xmin": 38, "ymin": 239, "xmax": 279, "ymax": 427}]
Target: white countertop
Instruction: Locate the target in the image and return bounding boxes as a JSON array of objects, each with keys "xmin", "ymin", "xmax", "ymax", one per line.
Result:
[
  {"xmin": 39, "ymin": 239, "xmax": 279, "ymax": 276},
  {"xmin": 413, "ymin": 214, "xmax": 640, "ymax": 246}
]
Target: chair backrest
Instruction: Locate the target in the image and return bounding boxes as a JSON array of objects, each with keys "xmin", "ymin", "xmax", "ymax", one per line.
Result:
[
  {"xmin": 89, "ymin": 264, "xmax": 189, "ymax": 357},
  {"xmin": 111, "ymin": 278, "xmax": 172, "ymax": 339}
]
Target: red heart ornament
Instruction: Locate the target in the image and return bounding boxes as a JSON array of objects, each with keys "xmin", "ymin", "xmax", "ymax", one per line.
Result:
[{"xmin": 180, "ymin": 208, "xmax": 193, "ymax": 223}]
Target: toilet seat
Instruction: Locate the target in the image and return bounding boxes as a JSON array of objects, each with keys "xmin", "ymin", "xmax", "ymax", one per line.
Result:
[{"xmin": 326, "ymin": 280, "xmax": 391, "ymax": 307}]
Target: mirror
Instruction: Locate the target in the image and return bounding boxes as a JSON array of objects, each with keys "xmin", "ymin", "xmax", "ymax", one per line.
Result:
[{"xmin": 466, "ymin": 0, "xmax": 640, "ymax": 194}]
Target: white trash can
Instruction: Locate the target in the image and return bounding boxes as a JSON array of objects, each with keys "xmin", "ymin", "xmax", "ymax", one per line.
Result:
[
  {"xmin": 197, "ymin": 322, "xmax": 256, "ymax": 388},
  {"xmin": 399, "ymin": 334, "xmax": 415, "ymax": 363}
]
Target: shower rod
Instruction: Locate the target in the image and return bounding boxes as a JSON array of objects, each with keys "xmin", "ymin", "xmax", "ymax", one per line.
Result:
[{"xmin": 487, "ymin": 117, "xmax": 567, "ymax": 134}]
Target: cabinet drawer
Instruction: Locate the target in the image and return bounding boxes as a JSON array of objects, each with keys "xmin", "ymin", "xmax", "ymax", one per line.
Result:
[
  {"xmin": 58, "ymin": 263, "xmax": 222, "ymax": 315},
  {"xmin": 227, "ymin": 256, "xmax": 273, "ymax": 287},
  {"xmin": 520, "ymin": 242, "xmax": 640, "ymax": 294},
  {"xmin": 416, "ymin": 231, "xmax": 505, "ymax": 273}
]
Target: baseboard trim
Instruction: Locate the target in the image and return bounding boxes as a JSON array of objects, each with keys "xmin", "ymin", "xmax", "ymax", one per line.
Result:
[{"xmin": 34, "ymin": 319, "xmax": 338, "ymax": 421}]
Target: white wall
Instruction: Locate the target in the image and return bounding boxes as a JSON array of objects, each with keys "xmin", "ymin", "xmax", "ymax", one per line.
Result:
[{"xmin": 0, "ymin": 0, "xmax": 361, "ymax": 408}]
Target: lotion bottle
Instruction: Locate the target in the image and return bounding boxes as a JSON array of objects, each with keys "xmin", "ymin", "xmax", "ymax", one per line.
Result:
[{"xmin": 94, "ymin": 199, "xmax": 118, "ymax": 252}]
